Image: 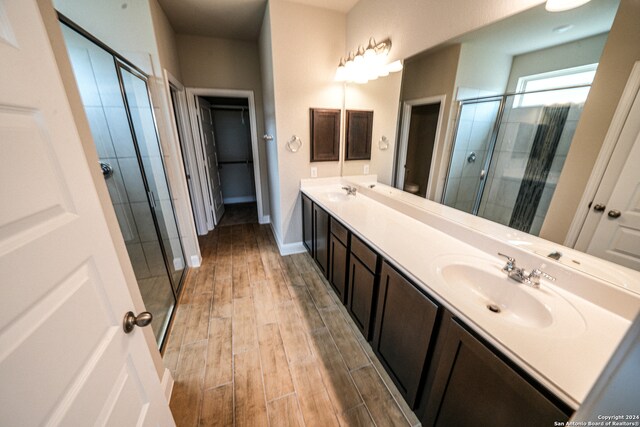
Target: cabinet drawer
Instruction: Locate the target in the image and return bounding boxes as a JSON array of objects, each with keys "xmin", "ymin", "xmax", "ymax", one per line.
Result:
[
  {"xmin": 351, "ymin": 235, "xmax": 377, "ymax": 272},
  {"xmin": 330, "ymin": 217, "xmax": 349, "ymax": 245}
]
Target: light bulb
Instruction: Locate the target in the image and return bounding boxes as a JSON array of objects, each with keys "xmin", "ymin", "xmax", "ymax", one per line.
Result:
[
  {"xmin": 545, "ymin": 0, "xmax": 592, "ymax": 12},
  {"xmin": 386, "ymin": 60, "xmax": 403, "ymax": 73}
]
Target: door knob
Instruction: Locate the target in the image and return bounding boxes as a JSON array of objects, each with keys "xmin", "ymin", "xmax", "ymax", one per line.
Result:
[
  {"xmin": 123, "ymin": 311, "xmax": 153, "ymax": 333},
  {"xmin": 593, "ymin": 203, "xmax": 606, "ymax": 212},
  {"xmin": 607, "ymin": 210, "xmax": 622, "ymax": 219}
]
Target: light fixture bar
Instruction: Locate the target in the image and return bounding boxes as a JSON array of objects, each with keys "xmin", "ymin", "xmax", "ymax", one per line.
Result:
[{"xmin": 335, "ymin": 37, "xmax": 402, "ymax": 84}]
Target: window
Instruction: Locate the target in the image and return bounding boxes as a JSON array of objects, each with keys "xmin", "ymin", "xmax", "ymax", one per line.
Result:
[{"xmin": 514, "ymin": 63, "xmax": 598, "ymax": 107}]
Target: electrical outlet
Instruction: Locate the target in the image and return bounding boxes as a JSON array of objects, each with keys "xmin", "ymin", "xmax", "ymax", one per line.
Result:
[
  {"xmin": 364, "ymin": 164, "xmax": 370, "ymax": 174},
  {"xmin": 311, "ymin": 167, "xmax": 317, "ymax": 178}
]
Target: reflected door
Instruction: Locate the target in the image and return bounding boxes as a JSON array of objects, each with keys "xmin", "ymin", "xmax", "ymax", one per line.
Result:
[{"xmin": 197, "ymin": 98, "xmax": 225, "ymax": 224}]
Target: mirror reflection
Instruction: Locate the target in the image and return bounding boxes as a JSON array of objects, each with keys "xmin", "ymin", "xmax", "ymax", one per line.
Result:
[{"xmin": 343, "ymin": 0, "xmax": 640, "ymax": 278}]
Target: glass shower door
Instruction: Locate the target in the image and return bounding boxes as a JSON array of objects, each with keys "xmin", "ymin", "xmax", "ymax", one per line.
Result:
[
  {"xmin": 118, "ymin": 64, "xmax": 186, "ymax": 290},
  {"xmin": 61, "ymin": 23, "xmax": 184, "ymax": 347}
]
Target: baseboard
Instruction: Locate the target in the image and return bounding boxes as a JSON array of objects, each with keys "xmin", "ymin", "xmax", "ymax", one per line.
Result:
[
  {"xmin": 223, "ymin": 196, "xmax": 257, "ymax": 204},
  {"xmin": 161, "ymin": 368, "xmax": 174, "ymax": 401},
  {"xmin": 269, "ymin": 223, "xmax": 306, "ymax": 256},
  {"xmin": 189, "ymin": 254, "xmax": 202, "ymax": 267},
  {"xmin": 259, "ymin": 214, "xmax": 270, "ymax": 224}
]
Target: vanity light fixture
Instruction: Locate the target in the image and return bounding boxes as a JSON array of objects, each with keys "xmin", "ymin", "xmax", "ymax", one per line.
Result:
[
  {"xmin": 335, "ymin": 38, "xmax": 403, "ymax": 84},
  {"xmin": 545, "ymin": 0, "xmax": 592, "ymax": 12}
]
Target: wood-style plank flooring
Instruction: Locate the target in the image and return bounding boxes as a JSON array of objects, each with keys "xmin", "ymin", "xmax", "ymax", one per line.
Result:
[{"xmin": 164, "ymin": 223, "xmax": 420, "ymax": 426}]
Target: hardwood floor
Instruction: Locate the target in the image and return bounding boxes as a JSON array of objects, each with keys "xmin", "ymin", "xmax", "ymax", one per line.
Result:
[{"xmin": 164, "ymin": 224, "xmax": 419, "ymax": 426}]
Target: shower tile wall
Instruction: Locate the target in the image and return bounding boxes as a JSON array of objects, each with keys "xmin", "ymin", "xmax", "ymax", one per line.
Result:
[
  {"xmin": 444, "ymin": 100, "xmax": 500, "ymax": 213},
  {"xmin": 478, "ymin": 101, "xmax": 582, "ymax": 234}
]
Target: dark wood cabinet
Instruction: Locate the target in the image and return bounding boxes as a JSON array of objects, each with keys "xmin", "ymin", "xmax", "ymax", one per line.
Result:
[
  {"xmin": 329, "ymin": 218, "xmax": 349, "ymax": 303},
  {"xmin": 422, "ymin": 313, "xmax": 571, "ymax": 427},
  {"xmin": 347, "ymin": 235, "xmax": 379, "ymax": 340},
  {"xmin": 302, "ymin": 193, "xmax": 313, "ymax": 254},
  {"xmin": 313, "ymin": 203, "xmax": 329, "ymax": 276},
  {"xmin": 310, "ymin": 108, "xmax": 341, "ymax": 162},
  {"xmin": 345, "ymin": 110, "xmax": 373, "ymax": 160},
  {"xmin": 373, "ymin": 261, "xmax": 440, "ymax": 409}
]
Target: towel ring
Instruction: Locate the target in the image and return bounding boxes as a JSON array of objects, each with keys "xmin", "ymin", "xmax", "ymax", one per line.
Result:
[{"xmin": 286, "ymin": 135, "xmax": 302, "ymax": 153}]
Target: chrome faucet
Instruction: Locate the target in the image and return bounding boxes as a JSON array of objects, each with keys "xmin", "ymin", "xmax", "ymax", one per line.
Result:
[
  {"xmin": 342, "ymin": 185, "xmax": 357, "ymax": 196},
  {"xmin": 497, "ymin": 253, "xmax": 555, "ymax": 289}
]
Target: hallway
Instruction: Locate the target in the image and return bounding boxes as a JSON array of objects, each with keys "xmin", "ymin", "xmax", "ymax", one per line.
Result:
[{"xmin": 163, "ymin": 224, "xmax": 419, "ymax": 426}]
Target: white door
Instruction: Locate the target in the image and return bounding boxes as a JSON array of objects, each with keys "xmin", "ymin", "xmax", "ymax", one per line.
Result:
[
  {"xmin": 587, "ymin": 130, "xmax": 640, "ymax": 270},
  {"xmin": 197, "ymin": 97, "xmax": 225, "ymax": 224},
  {"xmin": 0, "ymin": 1, "xmax": 174, "ymax": 425},
  {"xmin": 582, "ymin": 85, "xmax": 640, "ymax": 270}
]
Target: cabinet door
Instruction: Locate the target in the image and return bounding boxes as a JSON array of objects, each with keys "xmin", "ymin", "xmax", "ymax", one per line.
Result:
[
  {"xmin": 314, "ymin": 204, "xmax": 329, "ymax": 276},
  {"xmin": 347, "ymin": 256, "xmax": 377, "ymax": 340},
  {"xmin": 423, "ymin": 317, "xmax": 571, "ymax": 427},
  {"xmin": 329, "ymin": 234, "xmax": 348, "ymax": 303},
  {"xmin": 373, "ymin": 261, "xmax": 439, "ymax": 409},
  {"xmin": 302, "ymin": 193, "xmax": 313, "ymax": 255}
]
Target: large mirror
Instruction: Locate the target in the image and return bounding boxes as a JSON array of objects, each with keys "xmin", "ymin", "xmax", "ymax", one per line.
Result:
[{"xmin": 343, "ymin": 0, "xmax": 640, "ymax": 283}]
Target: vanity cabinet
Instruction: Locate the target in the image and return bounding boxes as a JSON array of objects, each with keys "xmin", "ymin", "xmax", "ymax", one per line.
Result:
[
  {"xmin": 302, "ymin": 193, "xmax": 313, "ymax": 253},
  {"xmin": 421, "ymin": 312, "xmax": 571, "ymax": 427},
  {"xmin": 373, "ymin": 261, "xmax": 440, "ymax": 409},
  {"xmin": 347, "ymin": 235, "xmax": 379, "ymax": 340},
  {"xmin": 301, "ymin": 193, "xmax": 330, "ymax": 277},
  {"xmin": 329, "ymin": 218, "xmax": 349, "ymax": 303},
  {"xmin": 313, "ymin": 203, "xmax": 329, "ymax": 276}
]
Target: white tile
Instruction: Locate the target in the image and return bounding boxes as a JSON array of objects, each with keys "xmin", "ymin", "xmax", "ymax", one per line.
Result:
[
  {"xmin": 103, "ymin": 107, "xmax": 137, "ymax": 158},
  {"xmin": 556, "ymin": 120, "xmax": 577, "ymax": 156},
  {"xmin": 443, "ymin": 177, "xmax": 461, "ymax": 207},
  {"xmin": 85, "ymin": 107, "xmax": 116, "ymax": 158},
  {"xmin": 102, "ymin": 158, "xmax": 129, "ymax": 205},
  {"xmin": 113, "ymin": 202, "xmax": 138, "ymax": 243},
  {"xmin": 88, "ymin": 49, "xmax": 125, "ymax": 108},
  {"xmin": 130, "ymin": 201, "xmax": 157, "ymax": 243},
  {"xmin": 118, "ymin": 157, "xmax": 148, "ymax": 203},
  {"xmin": 142, "ymin": 241, "xmax": 168, "ymax": 277},
  {"xmin": 67, "ymin": 46, "xmax": 102, "ymax": 107},
  {"xmin": 126, "ymin": 242, "xmax": 151, "ymax": 280}
]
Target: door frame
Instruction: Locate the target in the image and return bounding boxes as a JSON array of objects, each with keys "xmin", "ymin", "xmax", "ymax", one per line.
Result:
[
  {"xmin": 164, "ymin": 72, "xmax": 208, "ymax": 237},
  {"xmin": 185, "ymin": 88, "xmax": 266, "ymax": 228},
  {"xmin": 395, "ymin": 95, "xmax": 446, "ymax": 196},
  {"xmin": 566, "ymin": 61, "xmax": 640, "ymax": 248}
]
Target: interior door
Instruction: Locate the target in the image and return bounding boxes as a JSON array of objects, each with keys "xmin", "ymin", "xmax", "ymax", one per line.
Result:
[
  {"xmin": 0, "ymin": 1, "xmax": 174, "ymax": 425},
  {"xmin": 197, "ymin": 97, "xmax": 225, "ymax": 224},
  {"xmin": 586, "ymin": 126, "xmax": 640, "ymax": 270}
]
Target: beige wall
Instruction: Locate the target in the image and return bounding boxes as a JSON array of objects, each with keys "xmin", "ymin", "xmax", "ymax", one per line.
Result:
[
  {"xmin": 150, "ymin": 0, "xmax": 181, "ymax": 80},
  {"xmin": 400, "ymin": 44, "xmax": 461, "ymax": 200},
  {"xmin": 268, "ymin": 0, "xmax": 346, "ymax": 247},
  {"xmin": 176, "ymin": 34, "xmax": 270, "ymax": 217},
  {"xmin": 346, "ymin": 0, "xmax": 544, "ymax": 64},
  {"xmin": 343, "ymin": 73, "xmax": 403, "ymax": 185},
  {"xmin": 506, "ymin": 33, "xmax": 608, "ymax": 91},
  {"xmin": 541, "ymin": 0, "xmax": 640, "ymax": 243}
]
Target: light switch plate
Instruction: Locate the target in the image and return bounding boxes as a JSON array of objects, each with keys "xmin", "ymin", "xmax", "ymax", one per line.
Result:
[
  {"xmin": 311, "ymin": 167, "xmax": 317, "ymax": 178},
  {"xmin": 364, "ymin": 164, "xmax": 370, "ymax": 174}
]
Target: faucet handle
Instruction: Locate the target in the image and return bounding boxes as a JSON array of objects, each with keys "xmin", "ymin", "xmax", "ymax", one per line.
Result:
[
  {"xmin": 530, "ymin": 269, "xmax": 555, "ymax": 282},
  {"xmin": 497, "ymin": 252, "xmax": 516, "ymax": 272}
]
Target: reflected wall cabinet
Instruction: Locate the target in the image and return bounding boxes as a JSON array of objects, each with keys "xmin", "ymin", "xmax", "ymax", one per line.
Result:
[{"xmin": 345, "ymin": 110, "xmax": 373, "ymax": 160}]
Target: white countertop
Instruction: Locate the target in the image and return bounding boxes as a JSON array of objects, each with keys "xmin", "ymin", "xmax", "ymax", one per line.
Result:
[{"xmin": 300, "ymin": 176, "xmax": 640, "ymax": 409}]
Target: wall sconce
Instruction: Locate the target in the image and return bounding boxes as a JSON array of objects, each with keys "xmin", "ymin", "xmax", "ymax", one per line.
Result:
[{"xmin": 335, "ymin": 38, "xmax": 403, "ymax": 84}]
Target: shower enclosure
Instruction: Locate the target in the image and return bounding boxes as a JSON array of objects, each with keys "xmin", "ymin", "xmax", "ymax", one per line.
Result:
[
  {"xmin": 443, "ymin": 86, "xmax": 587, "ymax": 236},
  {"xmin": 60, "ymin": 20, "xmax": 185, "ymax": 348}
]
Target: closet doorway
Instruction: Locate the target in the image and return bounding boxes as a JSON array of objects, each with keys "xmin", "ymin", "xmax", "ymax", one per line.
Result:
[{"xmin": 185, "ymin": 89, "xmax": 264, "ymax": 231}]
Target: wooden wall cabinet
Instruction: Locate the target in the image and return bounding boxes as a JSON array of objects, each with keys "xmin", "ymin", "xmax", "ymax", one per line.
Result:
[
  {"xmin": 310, "ymin": 108, "xmax": 341, "ymax": 162},
  {"xmin": 346, "ymin": 235, "xmax": 379, "ymax": 340},
  {"xmin": 373, "ymin": 261, "xmax": 440, "ymax": 409},
  {"xmin": 345, "ymin": 110, "xmax": 373, "ymax": 160}
]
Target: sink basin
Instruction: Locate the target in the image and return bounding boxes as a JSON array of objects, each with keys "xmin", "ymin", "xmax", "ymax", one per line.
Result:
[
  {"xmin": 439, "ymin": 263, "xmax": 553, "ymax": 328},
  {"xmin": 326, "ymin": 191, "xmax": 352, "ymax": 202},
  {"xmin": 433, "ymin": 255, "xmax": 585, "ymax": 334}
]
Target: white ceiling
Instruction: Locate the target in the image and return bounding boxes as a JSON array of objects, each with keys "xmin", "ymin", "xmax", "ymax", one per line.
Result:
[
  {"xmin": 451, "ymin": 0, "xmax": 620, "ymax": 56},
  {"xmin": 158, "ymin": 0, "xmax": 360, "ymax": 41}
]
